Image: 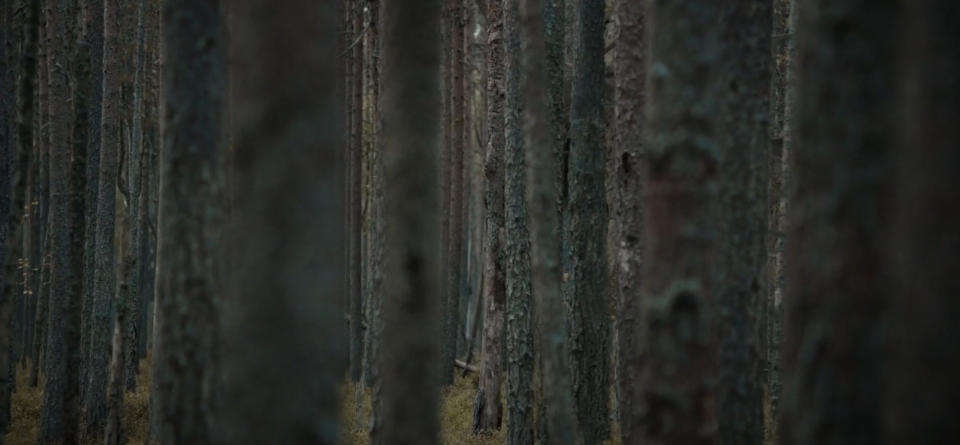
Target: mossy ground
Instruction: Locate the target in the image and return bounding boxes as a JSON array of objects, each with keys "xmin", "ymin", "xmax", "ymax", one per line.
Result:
[{"xmin": 7, "ymin": 361, "xmax": 622, "ymax": 445}]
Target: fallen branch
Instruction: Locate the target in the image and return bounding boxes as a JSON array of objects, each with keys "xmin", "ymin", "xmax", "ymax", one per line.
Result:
[{"xmin": 455, "ymin": 359, "xmax": 479, "ymax": 373}]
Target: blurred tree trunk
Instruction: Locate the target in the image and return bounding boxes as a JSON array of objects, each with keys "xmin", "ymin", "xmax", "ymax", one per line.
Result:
[
  {"xmin": 503, "ymin": 0, "xmax": 533, "ymax": 443},
  {"xmin": 30, "ymin": 15, "xmax": 51, "ymax": 389},
  {"xmin": 372, "ymin": 0, "xmax": 442, "ymax": 443},
  {"xmin": 781, "ymin": 0, "xmax": 897, "ymax": 444},
  {"xmin": 612, "ymin": 0, "xmax": 644, "ymax": 442},
  {"xmin": 222, "ymin": 0, "xmax": 344, "ymax": 443},
  {"xmin": 715, "ymin": 2, "xmax": 772, "ymax": 444},
  {"xmin": 0, "ymin": 0, "xmax": 13, "ymax": 435},
  {"xmin": 521, "ymin": 0, "xmax": 579, "ymax": 442},
  {"xmin": 638, "ymin": 1, "xmax": 723, "ymax": 444},
  {"xmin": 563, "ymin": 0, "xmax": 609, "ymax": 441},
  {"xmin": 105, "ymin": 191, "xmax": 132, "ymax": 445},
  {"xmin": 474, "ymin": 0, "xmax": 505, "ymax": 433},
  {"xmin": 884, "ymin": 1, "xmax": 960, "ymax": 442},
  {"xmin": 154, "ymin": 0, "xmax": 224, "ymax": 442}
]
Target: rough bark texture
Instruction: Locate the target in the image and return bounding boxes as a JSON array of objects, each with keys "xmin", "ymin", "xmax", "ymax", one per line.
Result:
[
  {"xmin": 503, "ymin": 0, "xmax": 533, "ymax": 443},
  {"xmin": 885, "ymin": 2, "xmax": 960, "ymax": 442},
  {"xmin": 155, "ymin": 0, "xmax": 224, "ymax": 442},
  {"xmin": 781, "ymin": 1, "xmax": 896, "ymax": 444},
  {"xmin": 86, "ymin": 0, "xmax": 125, "ymax": 433},
  {"xmin": 222, "ymin": 0, "xmax": 344, "ymax": 443},
  {"xmin": 441, "ymin": 0, "xmax": 465, "ymax": 387},
  {"xmin": 372, "ymin": 0, "xmax": 441, "ymax": 443},
  {"xmin": 715, "ymin": 2, "xmax": 771, "ymax": 444},
  {"xmin": 474, "ymin": 0, "xmax": 505, "ymax": 433},
  {"xmin": 563, "ymin": 0, "xmax": 609, "ymax": 441},
  {"xmin": 520, "ymin": 0, "xmax": 579, "ymax": 443},
  {"xmin": 612, "ymin": 0, "xmax": 644, "ymax": 442},
  {"xmin": 638, "ymin": 1, "xmax": 722, "ymax": 444},
  {"xmin": 39, "ymin": 0, "xmax": 85, "ymax": 441}
]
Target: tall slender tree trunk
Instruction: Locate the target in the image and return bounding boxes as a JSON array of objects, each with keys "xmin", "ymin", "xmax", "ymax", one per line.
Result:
[
  {"xmin": 638, "ymin": 1, "xmax": 724, "ymax": 444},
  {"xmin": 441, "ymin": 0, "xmax": 466, "ymax": 387},
  {"xmin": 372, "ymin": 0, "xmax": 441, "ymax": 442},
  {"xmin": 612, "ymin": 0, "xmax": 644, "ymax": 442},
  {"xmin": 39, "ymin": 0, "xmax": 84, "ymax": 441},
  {"xmin": 154, "ymin": 0, "xmax": 225, "ymax": 443},
  {"xmin": 474, "ymin": 0, "xmax": 506, "ymax": 433},
  {"xmin": 520, "ymin": 0, "xmax": 579, "ymax": 443},
  {"xmin": 86, "ymin": 0, "xmax": 125, "ymax": 434},
  {"xmin": 885, "ymin": 2, "xmax": 960, "ymax": 442},
  {"xmin": 563, "ymin": 0, "xmax": 609, "ymax": 441},
  {"xmin": 503, "ymin": 0, "xmax": 533, "ymax": 443},
  {"xmin": 0, "ymin": 1, "xmax": 14, "ymax": 435},
  {"xmin": 79, "ymin": 0, "xmax": 103, "ymax": 405},
  {"xmin": 348, "ymin": 0, "xmax": 365, "ymax": 385},
  {"xmin": 781, "ymin": 1, "xmax": 897, "ymax": 444}
]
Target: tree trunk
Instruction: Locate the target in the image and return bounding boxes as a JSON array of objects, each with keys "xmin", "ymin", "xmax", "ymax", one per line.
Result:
[
  {"xmin": 885, "ymin": 2, "xmax": 960, "ymax": 441},
  {"xmin": 39, "ymin": 0, "xmax": 84, "ymax": 441},
  {"xmin": 372, "ymin": 0, "xmax": 441, "ymax": 442},
  {"xmin": 503, "ymin": 0, "xmax": 533, "ymax": 443},
  {"xmin": 781, "ymin": 0, "xmax": 897, "ymax": 444},
  {"xmin": 563, "ymin": 0, "xmax": 609, "ymax": 441},
  {"xmin": 520, "ymin": 0, "xmax": 579, "ymax": 442},
  {"xmin": 154, "ymin": 0, "xmax": 225, "ymax": 443},
  {"xmin": 638, "ymin": 1, "xmax": 724, "ymax": 444},
  {"xmin": 442, "ymin": 0, "xmax": 466, "ymax": 387},
  {"xmin": 86, "ymin": 0, "xmax": 126, "ymax": 434},
  {"xmin": 0, "ymin": 0, "xmax": 13, "ymax": 435},
  {"xmin": 348, "ymin": 0, "xmax": 365, "ymax": 385},
  {"xmin": 474, "ymin": 0, "xmax": 505, "ymax": 433},
  {"xmin": 612, "ymin": 0, "xmax": 644, "ymax": 442},
  {"xmin": 221, "ymin": 0, "xmax": 344, "ymax": 443}
]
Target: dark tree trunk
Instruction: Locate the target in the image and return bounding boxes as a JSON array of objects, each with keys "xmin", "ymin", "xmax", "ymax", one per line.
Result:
[
  {"xmin": 638, "ymin": 1, "xmax": 723, "ymax": 444},
  {"xmin": 0, "ymin": 0, "xmax": 14, "ymax": 435},
  {"xmin": 348, "ymin": 0, "xmax": 365, "ymax": 385},
  {"xmin": 221, "ymin": 0, "xmax": 344, "ymax": 443},
  {"xmin": 612, "ymin": 0, "xmax": 645, "ymax": 442},
  {"xmin": 441, "ymin": 0, "xmax": 466, "ymax": 387},
  {"xmin": 154, "ymin": 0, "xmax": 225, "ymax": 443},
  {"xmin": 503, "ymin": 0, "xmax": 533, "ymax": 443},
  {"xmin": 781, "ymin": 1, "xmax": 897, "ymax": 444},
  {"xmin": 86, "ymin": 0, "xmax": 126, "ymax": 434},
  {"xmin": 562, "ymin": 0, "xmax": 609, "ymax": 441},
  {"xmin": 520, "ymin": 0, "xmax": 579, "ymax": 443},
  {"xmin": 885, "ymin": 2, "xmax": 960, "ymax": 442},
  {"xmin": 474, "ymin": 0, "xmax": 505, "ymax": 433},
  {"xmin": 39, "ymin": 0, "xmax": 84, "ymax": 441},
  {"xmin": 715, "ymin": 2, "xmax": 772, "ymax": 444},
  {"xmin": 79, "ymin": 0, "xmax": 103, "ymax": 405},
  {"xmin": 372, "ymin": 0, "xmax": 442, "ymax": 442}
]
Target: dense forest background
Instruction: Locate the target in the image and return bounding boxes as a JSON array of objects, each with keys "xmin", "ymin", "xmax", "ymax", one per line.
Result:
[{"xmin": 0, "ymin": 0, "xmax": 958, "ymax": 444}]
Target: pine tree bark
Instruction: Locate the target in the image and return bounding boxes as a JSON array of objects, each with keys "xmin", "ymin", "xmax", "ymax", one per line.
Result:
[
  {"xmin": 563, "ymin": 0, "xmax": 609, "ymax": 441},
  {"xmin": 154, "ymin": 0, "xmax": 225, "ymax": 442},
  {"xmin": 39, "ymin": 0, "xmax": 85, "ymax": 441},
  {"xmin": 503, "ymin": 0, "xmax": 533, "ymax": 443},
  {"xmin": 372, "ymin": 0, "xmax": 442, "ymax": 442},
  {"xmin": 612, "ymin": 0, "xmax": 644, "ymax": 442},
  {"xmin": 86, "ymin": 0, "xmax": 126, "ymax": 434},
  {"xmin": 638, "ymin": 1, "xmax": 724, "ymax": 444},
  {"xmin": 885, "ymin": 2, "xmax": 960, "ymax": 441},
  {"xmin": 781, "ymin": 0, "xmax": 897, "ymax": 444},
  {"xmin": 474, "ymin": 0, "xmax": 506, "ymax": 433}
]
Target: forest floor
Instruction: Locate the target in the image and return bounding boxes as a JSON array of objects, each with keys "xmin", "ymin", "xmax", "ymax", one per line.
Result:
[{"xmin": 6, "ymin": 361, "xmax": 621, "ymax": 445}]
